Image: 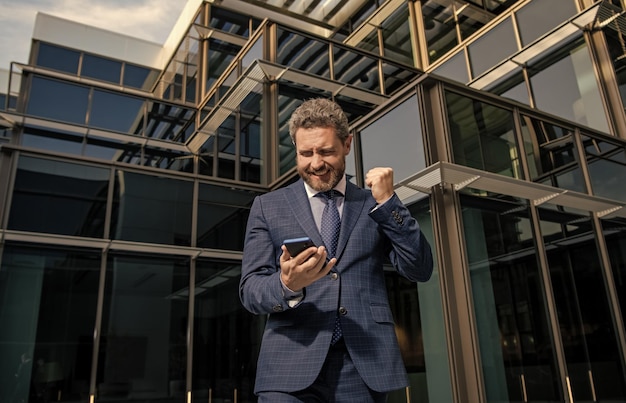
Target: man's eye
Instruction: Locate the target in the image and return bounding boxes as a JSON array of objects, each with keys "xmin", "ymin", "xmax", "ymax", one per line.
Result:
[{"xmin": 299, "ymin": 151, "xmax": 313, "ymax": 157}]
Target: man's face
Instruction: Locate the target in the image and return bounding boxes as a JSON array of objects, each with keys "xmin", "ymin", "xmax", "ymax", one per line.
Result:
[{"xmin": 294, "ymin": 126, "xmax": 352, "ymax": 192}]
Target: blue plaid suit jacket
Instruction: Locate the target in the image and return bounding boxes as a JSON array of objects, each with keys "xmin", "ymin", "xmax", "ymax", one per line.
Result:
[{"xmin": 239, "ymin": 179, "xmax": 433, "ymax": 394}]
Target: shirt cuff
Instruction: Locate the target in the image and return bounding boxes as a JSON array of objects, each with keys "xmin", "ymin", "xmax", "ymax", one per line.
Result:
[{"xmin": 280, "ymin": 276, "xmax": 304, "ymax": 307}]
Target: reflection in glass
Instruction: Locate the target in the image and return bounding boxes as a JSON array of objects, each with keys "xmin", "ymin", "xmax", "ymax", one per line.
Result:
[
  {"xmin": 468, "ymin": 19, "xmax": 517, "ymax": 79},
  {"xmin": 422, "ymin": 0, "xmax": 458, "ymax": 64},
  {"xmin": 360, "ymin": 95, "xmax": 427, "ymax": 187},
  {"xmin": 99, "ymin": 253, "xmax": 190, "ymax": 402},
  {"xmin": 446, "ymin": 91, "xmax": 520, "ymax": 177},
  {"xmin": 276, "ymin": 28, "xmax": 330, "ymax": 79},
  {"xmin": 602, "ymin": 216, "xmax": 626, "ymax": 341},
  {"xmin": 432, "ymin": 51, "xmax": 469, "ymax": 84},
  {"xmin": 519, "ymin": 115, "xmax": 586, "ymax": 192},
  {"xmin": 192, "ymin": 260, "xmax": 261, "ymax": 403},
  {"xmin": 112, "ymin": 171, "xmax": 193, "ymax": 246},
  {"xmin": 515, "ymin": 0, "xmax": 577, "ymax": 47},
  {"xmin": 21, "ymin": 126, "xmax": 84, "ymax": 155},
  {"xmin": 380, "ymin": 3, "xmax": 413, "ymax": 67},
  {"xmin": 81, "ymin": 54, "xmax": 122, "ymax": 84},
  {"xmin": 36, "ymin": 43, "xmax": 80, "ymax": 74},
  {"xmin": 89, "ymin": 90, "xmax": 144, "ymax": 134},
  {"xmin": 123, "ymin": 64, "xmax": 158, "ymax": 90},
  {"xmin": 539, "ymin": 206, "xmax": 626, "ymax": 400},
  {"xmin": 196, "ymin": 184, "xmax": 256, "ymax": 250},
  {"xmin": 8, "ymin": 156, "xmax": 110, "ymax": 237},
  {"xmin": 529, "ymin": 38, "xmax": 610, "ymax": 133},
  {"xmin": 582, "ymin": 135, "xmax": 626, "ymax": 201},
  {"xmin": 461, "ymin": 194, "xmax": 561, "ymax": 401},
  {"xmin": 26, "ymin": 77, "xmax": 89, "ymax": 125},
  {"xmin": 0, "ymin": 244, "xmax": 101, "ymax": 403},
  {"xmin": 333, "ymin": 47, "xmax": 380, "ymax": 93}
]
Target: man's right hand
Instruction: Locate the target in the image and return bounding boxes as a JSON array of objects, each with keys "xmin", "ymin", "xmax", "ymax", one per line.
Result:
[{"xmin": 280, "ymin": 245, "xmax": 336, "ymax": 292}]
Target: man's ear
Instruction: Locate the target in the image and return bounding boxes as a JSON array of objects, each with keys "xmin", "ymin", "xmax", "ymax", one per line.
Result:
[{"xmin": 344, "ymin": 135, "xmax": 353, "ymax": 154}]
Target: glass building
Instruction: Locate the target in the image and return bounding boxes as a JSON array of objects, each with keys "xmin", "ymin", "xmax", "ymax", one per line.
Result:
[{"xmin": 2, "ymin": 0, "xmax": 626, "ymax": 401}]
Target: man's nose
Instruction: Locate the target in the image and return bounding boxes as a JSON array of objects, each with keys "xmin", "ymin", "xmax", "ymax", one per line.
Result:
[{"xmin": 311, "ymin": 153, "xmax": 324, "ymax": 169}]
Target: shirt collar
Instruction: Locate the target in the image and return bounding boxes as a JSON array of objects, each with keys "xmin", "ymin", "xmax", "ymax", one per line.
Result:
[{"xmin": 304, "ymin": 175, "xmax": 347, "ymax": 199}]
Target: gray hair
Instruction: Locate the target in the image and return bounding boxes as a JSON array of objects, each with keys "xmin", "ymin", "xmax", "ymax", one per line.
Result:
[{"xmin": 288, "ymin": 98, "xmax": 350, "ymax": 144}]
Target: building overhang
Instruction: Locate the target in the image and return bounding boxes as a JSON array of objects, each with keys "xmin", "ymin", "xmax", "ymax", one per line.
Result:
[{"xmin": 395, "ymin": 161, "xmax": 626, "ymax": 219}]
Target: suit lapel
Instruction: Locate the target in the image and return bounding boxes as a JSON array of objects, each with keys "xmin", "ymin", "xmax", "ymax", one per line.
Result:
[{"xmin": 336, "ymin": 182, "xmax": 368, "ymax": 260}]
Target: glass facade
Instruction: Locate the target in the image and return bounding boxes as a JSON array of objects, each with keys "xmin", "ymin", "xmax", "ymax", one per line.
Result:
[{"xmin": 2, "ymin": 1, "xmax": 626, "ymax": 402}]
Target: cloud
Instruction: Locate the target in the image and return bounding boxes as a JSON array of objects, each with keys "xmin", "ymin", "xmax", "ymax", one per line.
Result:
[{"xmin": 0, "ymin": 0, "xmax": 185, "ymax": 70}]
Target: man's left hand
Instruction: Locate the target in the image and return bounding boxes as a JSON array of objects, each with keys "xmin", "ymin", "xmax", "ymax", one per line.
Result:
[{"xmin": 365, "ymin": 167, "xmax": 394, "ymax": 204}]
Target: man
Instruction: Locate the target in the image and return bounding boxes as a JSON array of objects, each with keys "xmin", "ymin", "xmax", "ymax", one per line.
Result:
[{"xmin": 239, "ymin": 98, "xmax": 433, "ymax": 402}]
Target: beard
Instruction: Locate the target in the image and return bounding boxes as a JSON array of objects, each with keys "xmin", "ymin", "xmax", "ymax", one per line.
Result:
[{"xmin": 299, "ymin": 163, "xmax": 344, "ymax": 192}]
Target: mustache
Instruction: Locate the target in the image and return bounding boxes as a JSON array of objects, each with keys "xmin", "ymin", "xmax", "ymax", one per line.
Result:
[{"xmin": 308, "ymin": 167, "xmax": 334, "ymax": 175}]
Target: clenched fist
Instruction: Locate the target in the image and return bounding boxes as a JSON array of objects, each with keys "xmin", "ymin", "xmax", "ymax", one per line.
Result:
[{"xmin": 365, "ymin": 167, "xmax": 394, "ymax": 204}]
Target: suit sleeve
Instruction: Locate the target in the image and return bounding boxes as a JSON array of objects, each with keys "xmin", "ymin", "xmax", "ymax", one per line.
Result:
[
  {"xmin": 368, "ymin": 193, "xmax": 433, "ymax": 282},
  {"xmin": 239, "ymin": 196, "xmax": 293, "ymax": 315}
]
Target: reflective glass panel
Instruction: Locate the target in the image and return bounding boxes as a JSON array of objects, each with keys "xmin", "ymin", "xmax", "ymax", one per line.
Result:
[
  {"xmin": 98, "ymin": 253, "xmax": 190, "ymax": 402},
  {"xmin": 515, "ymin": 0, "xmax": 577, "ymax": 47},
  {"xmin": 445, "ymin": 91, "xmax": 521, "ymax": 177},
  {"xmin": 26, "ymin": 77, "xmax": 89, "ymax": 125},
  {"xmin": 422, "ymin": 0, "xmax": 458, "ymax": 64},
  {"xmin": 123, "ymin": 64, "xmax": 157, "ymax": 90},
  {"xmin": 192, "ymin": 260, "xmax": 262, "ymax": 403},
  {"xmin": 461, "ymin": 194, "xmax": 561, "ymax": 401},
  {"xmin": 209, "ymin": 7, "xmax": 252, "ymax": 36},
  {"xmin": 8, "ymin": 156, "xmax": 110, "ymax": 237},
  {"xmin": 602, "ymin": 216, "xmax": 626, "ymax": 341},
  {"xmin": 519, "ymin": 115, "xmax": 586, "ymax": 191},
  {"xmin": 276, "ymin": 28, "xmax": 330, "ymax": 79},
  {"xmin": 333, "ymin": 47, "xmax": 380, "ymax": 93},
  {"xmin": 84, "ymin": 136, "xmax": 142, "ymax": 162},
  {"xmin": 380, "ymin": 3, "xmax": 413, "ymax": 66},
  {"xmin": 205, "ymin": 38, "xmax": 241, "ymax": 94},
  {"xmin": 145, "ymin": 101, "xmax": 195, "ymax": 142},
  {"xmin": 360, "ymin": 95, "xmax": 427, "ymax": 191},
  {"xmin": 21, "ymin": 126, "xmax": 84, "ymax": 156},
  {"xmin": 0, "ymin": 244, "xmax": 101, "ymax": 403},
  {"xmin": 581, "ymin": 135, "xmax": 626, "ymax": 201},
  {"xmin": 539, "ymin": 206, "xmax": 626, "ymax": 400},
  {"xmin": 468, "ymin": 18, "xmax": 517, "ymax": 79},
  {"xmin": 382, "ymin": 62, "xmax": 420, "ymax": 96},
  {"xmin": 529, "ymin": 38, "xmax": 610, "ymax": 133},
  {"xmin": 36, "ymin": 43, "xmax": 80, "ymax": 74},
  {"xmin": 239, "ymin": 91, "xmax": 262, "ymax": 183},
  {"xmin": 432, "ymin": 51, "xmax": 469, "ymax": 84},
  {"xmin": 89, "ymin": 90, "xmax": 145, "ymax": 134},
  {"xmin": 81, "ymin": 54, "xmax": 122, "ymax": 84},
  {"xmin": 196, "ymin": 184, "xmax": 256, "ymax": 250},
  {"xmin": 111, "ymin": 171, "xmax": 193, "ymax": 246}
]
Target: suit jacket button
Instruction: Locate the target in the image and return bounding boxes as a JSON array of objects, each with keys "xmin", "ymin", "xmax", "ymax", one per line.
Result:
[
  {"xmin": 330, "ymin": 272, "xmax": 338, "ymax": 280},
  {"xmin": 272, "ymin": 304, "xmax": 284, "ymax": 312},
  {"xmin": 338, "ymin": 306, "xmax": 348, "ymax": 315}
]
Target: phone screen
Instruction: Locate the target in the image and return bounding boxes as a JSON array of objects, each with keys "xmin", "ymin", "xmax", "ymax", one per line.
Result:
[{"xmin": 284, "ymin": 237, "xmax": 315, "ymax": 256}]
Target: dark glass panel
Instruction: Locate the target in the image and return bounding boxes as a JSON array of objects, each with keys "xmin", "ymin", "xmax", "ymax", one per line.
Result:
[
  {"xmin": 145, "ymin": 101, "xmax": 195, "ymax": 143},
  {"xmin": 380, "ymin": 3, "xmax": 413, "ymax": 66},
  {"xmin": 581, "ymin": 135, "xmax": 626, "ymax": 201},
  {"xmin": 89, "ymin": 90, "xmax": 145, "ymax": 134},
  {"xmin": 445, "ymin": 91, "xmax": 520, "ymax": 177},
  {"xmin": 432, "ymin": 51, "xmax": 469, "ymax": 84},
  {"xmin": 143, "ymin": 146, "xmax": 193, "ymax": 173},
  {"xmin": 217, "ymin": 116, "xmax": 236, "ymax": 180},
  {"xmin": 515, "ymin": 0, "xmax": 577, "ymax": 47},
  {"xmin": 461, "ymin": 194, "xmax": 562, "ymax": 401},
  {"xmin": 485, "ymin": 71, "xmax": 529, "ymax": 105},
  {"xmin": 457, "ymin": 5, "xmax": 490, "ymax": 40},
  {"xmin": 196, "ymin": 184, "xmax": 256, "ymax": 250},
  {"xmin": 422, "ymin": 0, "xmax": 458, "ymax": 64},
  {"xmin": 81, "ymin": 54, "xmax": 122, "ymax": 84},
  {"xmin": 468, "ymin": 18, "xmax": 517, "ymax": 79},
  {"xmin": 0, "ymin": 244, "xmax": 101, "ymax": 403},
  {"xmin": 21, "ymin": 125, "xmax": 84, "ymax": 155},
  {"xmin": 26, "ymin": 77, "xmax": 89, "ymax": 125},
  {"xmin": 360, "ymin": 95, "xmax": 426, "ymax": 188},
  {"xmin": 209, "ymin": 7, "xmax": 251, "ymax": 36},
  {"xmin": 602, "ymin": 216, "xmax": 626, "ymax": 342},
  {"xmin": 205, "ymin": 38, "xmax": 241, "ymax": 94},
  {"xmin": 353, "ymin": 24, "xmax": 379, "ymax": 55},
  {"xmin": 519, "ymin": 115, "xmax": 586, "ymax": 191},
  {"xmin": 276, "ymin": 28, "xmax": 330, "ymax": 79},
  {"xmin": 239, "ymin": 91, "xmax": 262, "ymax": 184},
  {"xmin": 8, "ymin": 156, "xmax": 109, "ymax": 237},
  {"xmin": 123, "ymin": 63, "xmax": 158, "ymax": 90},
  {"xmin": 84, "ymin": 136, "xmax": 142, "ymax": 162},
  {"xmin": 382, "ymin": 62, "xmax": 420, "ymax": 96},
  {"xmin": 191, "ymin": 260, "xmax": 260, "ymax": 403},
  {"xmin": 111, "ymin": 171, "xmax": 193, "ymax": 246},
  {"xmin": 528, "ymin": 38, "xmax": 610, "ymax": 133},
  {"xmin": 35, "ymin": 43, "xmax": 80, "ymax": 74},
  {"xmin": 99, "ymin": 253, "xmax": 190, "ymax": 402},
  {"xmin": 333, "ymin": 47, "xmax": 380, "ymax": 93},
  {"xmin": 539, "ymin": 206, "xmax": 626, "ymax": 400}
]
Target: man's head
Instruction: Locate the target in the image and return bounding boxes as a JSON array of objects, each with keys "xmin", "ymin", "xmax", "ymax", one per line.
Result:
[{"xmin": 289, "ymin": 98, "xmax": 352, "ymax": 192}]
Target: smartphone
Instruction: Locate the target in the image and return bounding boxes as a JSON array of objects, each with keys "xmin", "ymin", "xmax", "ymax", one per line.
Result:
[{"xmin": 283, "ymin": 237, "xmax": 316, "ymax": 257}]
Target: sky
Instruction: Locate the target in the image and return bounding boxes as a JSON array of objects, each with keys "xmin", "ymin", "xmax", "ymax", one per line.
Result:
[{"xmin": 0, "ymin": 0, "xmax": 187, "ymax": 71}]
